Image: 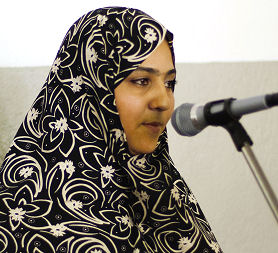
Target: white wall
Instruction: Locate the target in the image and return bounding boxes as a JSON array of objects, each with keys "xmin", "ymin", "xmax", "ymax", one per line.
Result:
[
  {"xmin": 169, "ymin": 62, "xmax": 278, "ymax": 253},
  {"xmin": 1, "ymin": 0, "xmax": 278, "ymax": 66}
]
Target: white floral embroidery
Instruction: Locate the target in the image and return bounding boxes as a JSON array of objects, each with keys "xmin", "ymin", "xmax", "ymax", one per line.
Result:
[
  {"xmin": 19, "ymin": 166, "xmax": 33, "ymax": 178},
  {"xmin": 211, "ymin": 241, "xmax": 221, "ymax": 253},
  {"xmin": 135, "ymin": 157, "xmax": 146, "ymax": 168},
  {"xmin": 91, "ymin": 250, "xmax": 103, "ymax": 253},
  {"xmin": 144, "ymin": 28, "xmax": 157, "ymax": 43},
  {"xmin": 97, "ymin": 14, "xmax": 108, "ymax": 27},
  {"xmin": 111, "ymin": 129, "xmax": 125, "ymax": 142},
  {"xmin": 188, "ymin": 193, "xmax": 197, "ymax": 204},
  {"xmin": 137, "ymin": 223, "xmax": 145, "ymax": 233},
  {"xmin": 101, "ymin": 165, "xmax": 115, "ymax": 179},
  {"xmin": 59, "ymin": 160, "xmax": 75, "ymax": 176},
  {"xmin": 51, "ymin": 57, "xmax": 61, "ymax": 73},
  {"xmin": 27, "ymin": 108, "xmax": 39, "ymax": 122},
  {"xmin": 9, "ymin": 207, "xmax": 26, "ymax": 221},
  {"xmin": 133, "ymin": 249, "xmax": 140, "ymax": 253},
  {"xmin": 66, "ymin": 199, "xmax": 83, "ymax": 210},
  {"xmin": 70, "ymin": 76, "xmax": 83, "ymax": 93},
  {"xmin": 134, "ymin": 190, "xmax": 149, "ymax": 202},
  {"xmin": 50, "ymin": 224, "xmax": 67, "ymax": 237},
  {"xmin": 87, "ymin": 47, "xmax": 98, "ymax": 63},
  {"xmin": 171, "ymin": 185, "xmax": 180, "ymax": 201},
  {"xmin": 54, "ymin": 118, "xmax": 68, "ymax": 133},
  {"xmin": 120, "ymin": 215, "xmax": 133, "ymax": 228},
  {"xmin": 178, "ymin": 237, "xmax": 193, "ymax": 252}
]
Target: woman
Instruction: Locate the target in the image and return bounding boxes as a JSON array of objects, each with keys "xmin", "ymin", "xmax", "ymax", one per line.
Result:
[{"xmin": 0, "ymin": 7, "xmax": 222, "ymax": 252}]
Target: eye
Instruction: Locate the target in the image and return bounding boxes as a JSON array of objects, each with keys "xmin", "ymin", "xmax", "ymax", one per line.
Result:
[
  {"xmin": 165, "ymin": 79, "xmax": 177, "ymax": 91},
  {"xmin": 131, "ymin": 78, "xmax": 150, "ymax": 86}
]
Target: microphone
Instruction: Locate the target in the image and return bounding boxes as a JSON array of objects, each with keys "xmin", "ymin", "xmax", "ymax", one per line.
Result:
[{"xmin": 171, "ymin": 92, "xmax": 278, "ymax": 136}]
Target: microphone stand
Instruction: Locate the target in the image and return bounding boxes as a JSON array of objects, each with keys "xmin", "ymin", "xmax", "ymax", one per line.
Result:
[
  {"xmin": 241, "ymin": 143, "xmax": 278, "ymax": 224},
  {"xmin": 205, "ymin": 99, "xmax": 278, "ymax": 224}
]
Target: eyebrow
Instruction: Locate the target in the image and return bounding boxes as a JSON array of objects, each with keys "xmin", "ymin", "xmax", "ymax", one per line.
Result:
[{"xmin": 134, "ymin": 67, "xmax": 176, "ymax": 76}]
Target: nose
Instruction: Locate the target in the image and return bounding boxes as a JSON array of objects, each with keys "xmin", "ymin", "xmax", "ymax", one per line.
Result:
[{"xmin": 149, "ymin": 82, "xmax": 172, "ymax": 111}]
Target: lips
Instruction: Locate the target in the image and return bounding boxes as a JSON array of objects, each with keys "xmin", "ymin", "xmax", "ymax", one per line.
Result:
[{"xmin": 142, "ymin": 121, "xmax": 163, "ymax": 133}]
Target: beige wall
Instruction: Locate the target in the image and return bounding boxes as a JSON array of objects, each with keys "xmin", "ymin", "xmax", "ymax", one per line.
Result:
[
  {"xmin": 1, "ymin": 63, "xmax": 278, "ymax": 252},
  {"xmin": 169, "ymin": 62, "xmax": 278, "ymax": 252}
]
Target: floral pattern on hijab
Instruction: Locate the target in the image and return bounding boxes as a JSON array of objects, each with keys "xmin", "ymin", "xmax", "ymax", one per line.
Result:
[{"xmin": 0, "ymin": 7, "xmax": 222, "ymax": 253}]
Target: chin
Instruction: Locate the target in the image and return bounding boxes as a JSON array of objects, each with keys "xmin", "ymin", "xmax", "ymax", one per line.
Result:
[{"xmin": 128, "ymin": 143, "xmax": 157, "ymax": 155}]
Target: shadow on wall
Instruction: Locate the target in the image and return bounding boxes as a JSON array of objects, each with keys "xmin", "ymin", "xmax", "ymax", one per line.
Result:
[{"xmin": 0, "ymin": 67, "xmax": 49, "ymax": 162}]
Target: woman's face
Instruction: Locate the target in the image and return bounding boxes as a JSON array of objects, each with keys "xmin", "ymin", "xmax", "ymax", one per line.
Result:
[{"xmin": 115, "ymin": 40, "xmax": 176, "ymax": 155}]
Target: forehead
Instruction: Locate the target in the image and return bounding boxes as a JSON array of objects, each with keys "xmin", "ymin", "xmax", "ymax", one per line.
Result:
[{"xmin": 139, "ymin": 40, "xmax": 174, "ymax": 72}]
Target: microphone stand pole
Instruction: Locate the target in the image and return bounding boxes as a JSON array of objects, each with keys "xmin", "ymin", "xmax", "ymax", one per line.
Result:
[
  {"xmin": 205, "ymin": 98, "xmax": 278, "ymax": 224},
  {"xmin": 241, "ymin": 142, "xmax": 278, "ymax": 224}
]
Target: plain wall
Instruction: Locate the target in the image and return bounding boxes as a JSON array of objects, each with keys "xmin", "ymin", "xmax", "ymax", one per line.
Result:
[
  {"xmin": 169, "ymin": 62, "xmax": 278, "ymax": 252},
  {"xmin": 0, "ymin": 63, "xmax": 278, "ymax": 252},
  {"xmin": 2, "ymin": 0, "xmax": 278, "ymax": 66}
]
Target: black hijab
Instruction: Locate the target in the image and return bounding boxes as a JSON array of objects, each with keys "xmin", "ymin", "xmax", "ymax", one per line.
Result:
[{"xmin": 0, "ymin": 7, "xmax": 221, "ymax": 253}]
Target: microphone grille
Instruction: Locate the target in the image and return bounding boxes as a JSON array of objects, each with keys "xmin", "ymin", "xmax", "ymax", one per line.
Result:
[{"xmin": 171, "ymin": 103, "xmax": 201, "ymax": 136}]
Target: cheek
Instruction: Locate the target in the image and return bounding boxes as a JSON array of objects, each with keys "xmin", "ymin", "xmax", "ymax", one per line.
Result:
[
  {"xmin": 122, "ymin": 97, "xmax": 142, "ymax": 110},
  {"xmin": 170, "ymin": 94, "xmax": 175, "ymax": 111},
  {"xmin": 116, "ymin": 95, "xmax": 144, "ymax": 129},
  {"xmin": 166, "ymin": 94, "xmax": 175, "ymax": 121}
]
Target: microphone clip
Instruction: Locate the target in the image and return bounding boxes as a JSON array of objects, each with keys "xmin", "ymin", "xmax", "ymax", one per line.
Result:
[
  {"xmin": 204, "ymin": 98, "xmax": 253, "ymax": 151},
  {"xmin": 204, "ymin": 98, "xmax": 239, "ymax": 126}
]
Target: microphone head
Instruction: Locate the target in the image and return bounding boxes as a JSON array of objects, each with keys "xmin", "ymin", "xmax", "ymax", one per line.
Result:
[{"xmin": 171, "ymin": 103, "xmax": 202, "ymax": 136}]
